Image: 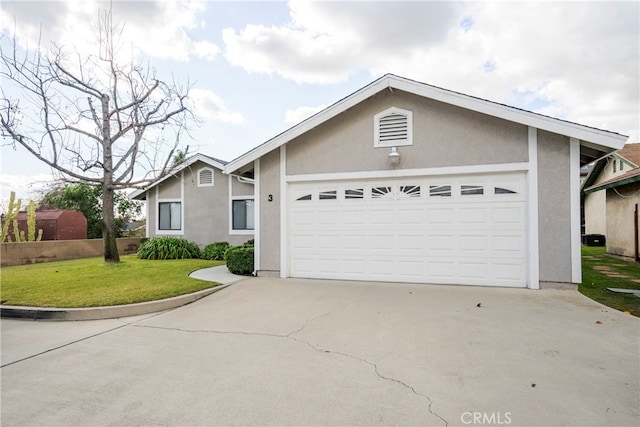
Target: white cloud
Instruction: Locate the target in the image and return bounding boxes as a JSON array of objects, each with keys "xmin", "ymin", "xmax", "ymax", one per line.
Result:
[
  {"xmin": 190, "ymin": 88, "xmax": 244, "ymax": 124},
  {"xmin": 0, "ymin": 173, "xmax": 57, "ymax": 211},
  {"xmin": 0, "ymin": 0, "xmax": 219, "ymax": 63},
  {"xmin": 285, "ymin": 104, "xmax": 327, "ymax": 124},
  {"xmin": 223, "ymin": 1, "xmax": 639, "ymax": 140}
]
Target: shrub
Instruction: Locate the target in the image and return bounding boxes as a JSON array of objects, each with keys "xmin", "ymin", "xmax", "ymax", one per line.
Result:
[
  {"xmin": 202, "ymin": 241, "xmax": 230, "ymax": 260},
  {"xmin": 225, "ymin": 246, "xmax": 254, "ymax": 275},
  {"xmin": 243, "ymin": 239, "xmax": 254, "ymax": 247},
  {"xmin": 137, "ymin": 237, "xmax": 202, "ymax": 260}
]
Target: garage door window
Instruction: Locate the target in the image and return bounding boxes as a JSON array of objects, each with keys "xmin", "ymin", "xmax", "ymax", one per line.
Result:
[
  {"xmin": 429, "ymin": 185, "xmax": 451, "ymax": 197},
  {"xmin": 319, "ymin": 190, "xmax": 337, "ymax": 200},
  {"xmin": 400, "ymin": 185, "xmax": 420, "ymax": 198},
  {"xmin": 345, "ymin": 189, "xmax": 364, "ymax": 199},
  {"xmin": 461, "ymin": 185, "xmax": 484, "ymax": 196},
  {"xmin": 495, "ymin": 187, "xmax": 517, "ymax": 195},
  {"xmin": 372, "ymin": 186, "xmax": 392, "ymax": 199},
  {"xmin": 296, "ymin": 194, "xmax": 312, "ymax": 201}
]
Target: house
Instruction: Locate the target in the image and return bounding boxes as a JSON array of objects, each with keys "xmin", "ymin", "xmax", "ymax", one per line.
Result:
[
  {"xmin": 4, "ymin": 210, "xmax": 87, "ymax": 241},
  {"xmin": 222, "ymin": 74, "xmax": 626, "ymax": 289},
  {"xmin": 582, "ymin": 143, "xmax": 640, "ymax": 260},
  {"xmin": 130, "ymin": 154, "xmax": 254, "ymax": 247}
]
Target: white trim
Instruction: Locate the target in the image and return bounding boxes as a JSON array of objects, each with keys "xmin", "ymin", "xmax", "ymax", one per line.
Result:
[
  {"xmin": 224, "ymin": 74, "xmax": 626, "ymax": 174},
  {"xmin": 228, "ymin": 176, "xmax": 233, "ymax": 234},
  {"xmin": 570, "ymin": 138, "xmax": 582, "ymax": 284},
  {"xmin": 154, "ymin": 171, "xmax": 184, "ymax": 236},
  {"xmin": 197, "ymin": 166, "xmax": 215, "ymax": 187},
  {"xmin": 527, "ymin": 127, "xmax": 540, "ymax": 289},
  {"xmin": 286, "ymin": 162, "xmax": 530, "ymax": 183},
  {"xmin": 145, "ymin": 190, "xmax": 150, "ymax": 238},
  {"xmin": 254, "ymin": 159, "xmax": 261, "ymax": 272},
  {"xmin": 280, "ymin": 145, "xmax": 287, "ymax": 278},
  {"xmin": 229, "ymin": 195, "xmax": 255, "ymax": 235}
]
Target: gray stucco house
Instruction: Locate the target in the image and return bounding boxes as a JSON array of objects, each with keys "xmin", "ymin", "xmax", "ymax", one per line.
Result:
[
  {"xmin": 222, "ymin": 74, "xmax": 626, "ymax": 289},
  {"xmin": 131, "ymin": 154, "xmax": 254, "ymax": 247}
]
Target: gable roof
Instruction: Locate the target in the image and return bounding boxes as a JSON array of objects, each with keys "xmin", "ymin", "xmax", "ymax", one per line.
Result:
[
  {"xmin": 129, "ymin": 153, "xmax": 227, "ymax": 200},
  {"xmin": 224, "ymin": 74, "xmax": 627, "ymax": 174},
  {"xmin": 581, "ymin": 143, "xmax": 640, "ymax": 192}
]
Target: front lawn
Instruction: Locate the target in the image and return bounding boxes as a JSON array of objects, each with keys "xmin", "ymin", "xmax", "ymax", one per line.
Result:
[
  {"xmin": 0, "ymin": 255, "xmax": 224, "ymax": 308},
  {"xmin": 580, "ymin": 246, "xmax": 640, "ymax": 317}
]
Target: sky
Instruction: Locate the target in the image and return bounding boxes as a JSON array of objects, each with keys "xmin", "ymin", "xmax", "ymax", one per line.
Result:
[{"xmin": 1, "ymin": 0, "xmax": 639, "ymax": 207}]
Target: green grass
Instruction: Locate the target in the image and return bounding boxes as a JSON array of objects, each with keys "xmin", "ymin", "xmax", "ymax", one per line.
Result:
[
  {"xmin": 580, "ymin": 246, "xmax": 640, "ymax": 317},
  {"xmin": 0, "ymin": 255, "xmax": 224, "ymax": 308}
]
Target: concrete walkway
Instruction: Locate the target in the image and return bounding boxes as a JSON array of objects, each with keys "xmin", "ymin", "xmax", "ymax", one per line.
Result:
[
  {"xmin": 188, "ymin": 264, "xmax": 248, "ymax": 284},
  {"xmin": 2, "ymin": 277, "xmax": 638, "ymax": 426}
]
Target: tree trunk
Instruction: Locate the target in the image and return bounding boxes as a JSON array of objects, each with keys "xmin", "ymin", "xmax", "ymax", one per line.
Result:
[
  {"xmin": 102, "ymin": 182, "xmax": 120, "ymax": 263},
  {"xmin": 101, "ymin": 93, "xmax": 120, "ymax": 263}
]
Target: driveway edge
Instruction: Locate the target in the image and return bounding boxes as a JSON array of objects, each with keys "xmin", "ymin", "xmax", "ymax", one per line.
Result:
[{"xmin": 0, "ymin": 284, "xmax": 231, "ymax": 321}]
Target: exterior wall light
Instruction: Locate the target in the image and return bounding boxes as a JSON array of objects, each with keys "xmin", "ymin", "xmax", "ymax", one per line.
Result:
[{"xmin": 388, "ymin": 146, "xmax": 400, "ymax": 166}]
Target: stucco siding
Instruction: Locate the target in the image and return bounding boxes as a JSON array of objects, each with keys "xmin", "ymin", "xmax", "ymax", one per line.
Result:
[
  {"xmin": 231, "ymin": 177, "xmax": 254, "ymax": 196},
  {"xmin": 584, "ymin": 190, "xmax": 607, "ymax": 235},
  {"xmin": 286, "ymin": 89, "xmax": 528, "ymax": 176},
  {"xmin": 182, "ymin": 163, "xmax": 230, "ymax": 246},
  {"xmin": 259, "ymin": 151, "xmax": 281, "ymax": 274},
  {"xmin": 606, "ymin": 182, "xmax": 640, "ymax": 258},
  {"xmin": 537, "ymin": 131, "xmax": 572, "ymax": 283},
  {"xmin": 157, "ymin": 175, "xmax": 182, "ymax": 199},
  {"xmin": 147, "ymin": 190, "xmax": 157, "ymax": 238}
]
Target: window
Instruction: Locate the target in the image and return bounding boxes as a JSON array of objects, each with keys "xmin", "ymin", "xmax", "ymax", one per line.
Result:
[
  {"xmin": 296, "ymin": 194, "xmax": 312, "ymax": 201},
  {"xmin": 620, "ymin": 160, "xmax": 624, "ymax": 171},
  {"xmin": 495, "ymin": 187, "xmax": 517, "ymax": 195},
  {"xmin": 197, "ymin": 167, "xmax": 214, "ymax": 187},
  {"xmin": 372, "ymin": 186, "xmax": 392, "ymax": 199},
  {"xmin": 613, "ymin": 160, "xmax": 617, "ymax": 173},
  {"xmin": 319, "ymin": 190, "xmax": 337, "ymax": 200},
  {"xmin": 232, "ymin": 199, "xmax": 254, "ymax": 230},
  {"xmin": 159, "ymin": 202, "xmax": 181, "ymax": 230},
  {"xmin": 400, "ymin": 185, "xmax": 421, "ymax": 198},
  {"xmin": 461, "ymin": 185, "xmax": 484, "ymax": 196},
  {"xmin": 345, "ymin": 189, "xmax": 364, "ymax": 199},
  {"xmin": 429, "ymin": 185, "xmax": 451, "ymax": 197},
  {"xmin": 374, "ymin": 107, "xmax": 413, "ymax": 147}
]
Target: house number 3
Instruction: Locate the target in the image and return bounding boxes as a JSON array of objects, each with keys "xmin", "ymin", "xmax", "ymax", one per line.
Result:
[{"xmin": 268, "ymin": 194, "xmax": 273, "ymax": 202}]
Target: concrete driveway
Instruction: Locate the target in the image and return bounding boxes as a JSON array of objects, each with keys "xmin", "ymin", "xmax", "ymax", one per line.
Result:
[{"xmin": 2, "ymin": 277, "xmax": 639, "ymax": 426}]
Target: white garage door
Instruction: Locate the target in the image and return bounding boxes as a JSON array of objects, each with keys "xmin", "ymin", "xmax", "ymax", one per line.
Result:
[{"xmin": 288, "ymin": 172, "xmax": 527, "ymax": 287}]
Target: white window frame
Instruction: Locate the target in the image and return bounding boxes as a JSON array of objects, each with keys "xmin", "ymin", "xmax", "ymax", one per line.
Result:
[
  {"xmin": 197, "ymin": 167, "xmax": 215, "ymax": 187},
  {"xmin": 229, "ymin": 196, "xmax": 255, "ymax": 235},
  {"xmin": 374, "ymin": 106, "xmax": 413, "ymax": 148},
  {"xmin": 156, "ymin": 199, "xmax": 183, "ymax": 235}
]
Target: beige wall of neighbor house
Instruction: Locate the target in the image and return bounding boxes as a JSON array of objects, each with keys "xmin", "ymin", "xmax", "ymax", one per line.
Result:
[
  {"xmin": 584, "ymin": 190, "xmax": 607, "ymax": 235},
  {"xmin": 146, "ymin": 160, "xmax": 253, "ymax": 247},
  {"xmin": 584, "ymin": 156, "xmax": 630, "ymax": 235},
  {"xmin": 286, "ymin": 90, "xmax": 529, "ymax": 175},
  {"xmin": 606, "ymin": 182, "xmax": 640, "ymax": 258},
  {"xmin": 258, "ymin": 150, "xmax": 281, "ymax": 275},
  {"xmin": 537, "ymin": 130, "xmax": 573, "ymax": 284}
]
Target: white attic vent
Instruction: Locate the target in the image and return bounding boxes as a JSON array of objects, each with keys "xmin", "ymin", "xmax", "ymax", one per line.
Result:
[
  {"xmin": 374, "ymin": 107, "xmax": 413, "ymax": 148},
  {"xmin": 197, "ymin": 167, "xmax": 214, "ymax": 187}
]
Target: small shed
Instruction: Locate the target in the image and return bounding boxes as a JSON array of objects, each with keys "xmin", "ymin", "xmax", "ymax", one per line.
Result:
[{"xmin": 10, "ymin": 210, "xmax": 87, "ymax": 241}]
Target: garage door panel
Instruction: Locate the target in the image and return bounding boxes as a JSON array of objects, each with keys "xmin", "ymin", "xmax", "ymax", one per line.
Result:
[{"xmin": 289, "ymin": 173, "xmax": 527, "ymax": 287}]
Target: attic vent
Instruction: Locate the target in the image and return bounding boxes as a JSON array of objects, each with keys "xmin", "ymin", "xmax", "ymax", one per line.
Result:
[
  {"xmin": 374, "ymin": 107, "xmax": 413, "ymax": 148},
  {"xmin": 197, "ymin": 167, "xmax": 214, "ymax": 187}
]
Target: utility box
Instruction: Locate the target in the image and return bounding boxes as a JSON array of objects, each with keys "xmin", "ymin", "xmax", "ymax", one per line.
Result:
[
  {"xmin": 8, "ymin": 210, "xmax": 88, "ymax": 241},
  {"xmin": 582, "ymin": 234, "xmax": 606, "ymax": 246}
]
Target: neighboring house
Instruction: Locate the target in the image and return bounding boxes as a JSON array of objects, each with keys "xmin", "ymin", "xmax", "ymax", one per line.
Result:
[
  {"xmin": 130, "ymin": 154, "xmax": 254, "ymax": 247},
  {"xmin": 582, "ymin": 143, "xmax": 640, "ymax": 260},
  {"xmin": 223, "ymin": 74, "xmax": 626, "ymax": 289},
  {"xmin": 582, "ymin": 144, "xmax": 640, "ymax": 236}
]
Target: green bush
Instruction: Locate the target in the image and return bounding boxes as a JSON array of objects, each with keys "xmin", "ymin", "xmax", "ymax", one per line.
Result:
[
  {"xmin": 243, "ymin": 239, "xmax": 254, "ymax": 247},
  {"xmin": 137, "ymin": 237, "xmax": 202, "ymax": 260},
  {"xmin": 225, "ymin": 246, "xmax": 254, "ymax": 275},
  {"xmin": 202, "ymin": 241, "xmax": 230, "ymax": 260}
]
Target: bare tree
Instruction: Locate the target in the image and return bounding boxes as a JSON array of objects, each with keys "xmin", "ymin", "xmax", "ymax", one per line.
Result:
[{"xmin": 0, "ymin": 10, "xmax": 194, "ymax": 263}]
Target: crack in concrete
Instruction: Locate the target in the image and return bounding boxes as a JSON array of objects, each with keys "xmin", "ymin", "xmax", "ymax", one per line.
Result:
[{"xmin": 135, "ymin": 313, "xmax": 449, "ymax": 426}]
